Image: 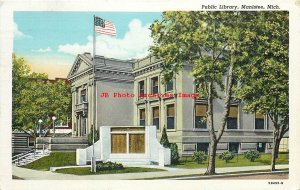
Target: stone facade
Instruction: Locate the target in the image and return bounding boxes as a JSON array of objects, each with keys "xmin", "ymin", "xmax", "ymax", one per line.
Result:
[
  {"xmin": 67, "ymin": 53, "xmax": 134, "ymax": 137},
  {"xmin": 68, "ymin": 53, "xmax": 274, "ymax": 155}
]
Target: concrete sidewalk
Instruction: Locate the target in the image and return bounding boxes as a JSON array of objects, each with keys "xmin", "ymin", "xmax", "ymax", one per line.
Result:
[{"xmin": 12, "ymin": 164, "xmax": 288, "ymax": 180}]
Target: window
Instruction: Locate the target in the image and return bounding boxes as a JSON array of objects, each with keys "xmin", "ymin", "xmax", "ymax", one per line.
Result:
[
  {"xmin": 229, "ymin": 142, "xmax": 239, "ymax": 153},
  {"xmin": 151, "ymin": 77, "xmax": 159, "ymax": 94},
  {"xmin": 257, "ymin": 142, "xmax": 266, "ymax": 153},
  {"xmin": 255, "ymin": 112, "xmax": 265, "ymax": 130},
  {"xmin": 76, "ymin": 88, "xmax": 79, "ymax": 104},
  {"xmin": 196, "ymin": 143, "xmax": 209, "ymax": 154},
  {"xmin": 165, "ymin": 79, "xmax": 173, "ymax": 92},
  {"xmin": 138, "ymin": 80, "xmax": 145, "ymax": 98},
  {"xmin": 152, "ymin": 107, "xmax": 160, "ymax": 130},
  {"xmin": 195, "ymin": 104, "xmax": 207, "ymax": 129},
  {"xmin": 194, "ymin": 83, "xmax": 206, "ymax": 99},
  {"xmin": 139, "ymin": 109, "xmax": 145, "ymax": 126},
  {"xmin": 28, "ymin": 137, "xmax": 35, "ymax": 147},
  {"xmin": 227, "ymin": 106, "xmax": 238, "ymax": 129},
  {"xmin": 80, "ymin": 89, "xmax": 87, "ymax": 103},
  {"xmin": 166, "ymin": 104, "xmax": 175, "ymax": 129}
]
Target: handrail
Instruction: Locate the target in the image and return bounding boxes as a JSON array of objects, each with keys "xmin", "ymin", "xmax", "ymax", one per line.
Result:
[
  {"xmin": 12, "ymin": 149, "xmax": 35, "ymax": 164},
  {"xmin": 12, "ymin": 149, "xmax": 34, "ymax": 160}
]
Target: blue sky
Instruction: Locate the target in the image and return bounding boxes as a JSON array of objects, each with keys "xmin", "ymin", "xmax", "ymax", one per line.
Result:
[{"xmin": 14, "ymin": 12, "xmax": 162, "ymax": 78}]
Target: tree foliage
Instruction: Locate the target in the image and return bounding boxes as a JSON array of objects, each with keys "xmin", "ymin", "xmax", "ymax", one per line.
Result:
[
  {"xmin": 12, "ymin": 54, "xmax": 71, "ymax": 136},
  {"xmin": 234, "ymin": 12, "xmax": 289, "ymax": 171},
  {"xmin": 12, "ymin": 54, "xmax": 48, "ymax": 129},
  {"xmin": 150, "ymin": 11, "xmax": 289, "ymax": 173},
  {"xmin": 151, "ymin": 11, "xmax": 242, "ymax": 175}
]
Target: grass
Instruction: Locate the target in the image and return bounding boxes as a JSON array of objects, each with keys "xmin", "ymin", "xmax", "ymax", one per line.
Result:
[
  {"xmin": 174, "ymin": 153, "xmax": 289, "ymax": 169},
  {"xmin": 55, "ymin": 167, "xmax": 165, "ymax": 175},
  {"xmin": 22, "ymin": 151, "xmax": 76, "ymax": 171},
  {"xmin": 22, "ymin": 151, "xmax": 288, "ymax": 172}
]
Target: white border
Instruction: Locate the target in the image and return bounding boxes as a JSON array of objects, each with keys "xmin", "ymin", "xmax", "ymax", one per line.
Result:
[{"xmin": 0, "ymin": 0, "xmax": 299, "ymax": 190}]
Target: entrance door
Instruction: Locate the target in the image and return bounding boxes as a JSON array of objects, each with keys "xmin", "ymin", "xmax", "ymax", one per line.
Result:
[{"xmin": 80, "ymin": 116, "xmax": 87, "ymax": 136}]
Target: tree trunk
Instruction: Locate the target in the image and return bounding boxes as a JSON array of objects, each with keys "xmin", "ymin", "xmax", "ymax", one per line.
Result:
[
  {"xmin": 205, "ymin": 140, "xmax": 217, "ymax": 175},
  {"xmin": 204, "ymin": 82, "xmax": 217, "ymax": 175},
  {"xmin": 271, "ymin": 130, "xmax": 280, "ymax": 171}
]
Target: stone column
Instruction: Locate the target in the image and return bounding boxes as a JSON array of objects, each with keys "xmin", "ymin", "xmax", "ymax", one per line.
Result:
[{"xmin": 71, "ymin": 86, "xmax": 76, "ymax": 136}]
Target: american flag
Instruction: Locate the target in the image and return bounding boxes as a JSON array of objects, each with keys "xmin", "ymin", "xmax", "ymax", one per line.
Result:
[{"xmin": 94, "ymin": 16, "xmax": 116, "ymax": 36}]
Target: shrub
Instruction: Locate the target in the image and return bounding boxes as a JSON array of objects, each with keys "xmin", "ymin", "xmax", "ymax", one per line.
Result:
[
  {"xmin": 87, "ymin": 126, "xmax": 100, "ymax": 146},
  {"xmin": 192, "ymin": 151, "xmax": 207, "ymax": 164},
  {"xmin": 244, "ymin": 150, "xmax": 260, "ymax": 162},
  {"xmin": 218, "ymin": 151, "xmax": 235, "ymax": 163},
  {"xmin": 159, "ymin": 127, "xmax": 179, "ymax": 165},
  {"xmin": 170, "ymin": 143, "xmax": 180, "ymax": 165},
  {"xmin": 96, "ymin": 161, "xmax": 124, "ymax": 171},
  {"xmin": 160, "ymin": 126, "xmax": 170, "ymax": 148}
]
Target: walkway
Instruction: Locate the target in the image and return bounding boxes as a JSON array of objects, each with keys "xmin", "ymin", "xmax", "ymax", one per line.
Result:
[{"xmin": 12, "ymin": 164, "xmax": 288, "ymax": 180}]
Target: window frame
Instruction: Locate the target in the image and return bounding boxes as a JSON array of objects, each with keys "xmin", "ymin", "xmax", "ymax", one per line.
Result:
[
  {"xmin": 139, "ymin": 108, "xmax": 146, "ymax": 126},
  {"xmin": 196, "ymin": 143, "xmax": 209, "ymax": 154},
  {"xmin": 151, "ymin": 106, "xmax": 160, "ymax": 131},
  {"xmin": 254, "ymin": 112, "xmax": 266, "ymax": 130},
  {"xmin": 80, "ymin": 89, "xmax": 87, "ymax": 103},
  {"xmin": 194, "ymin": 103, "xmax": 208, "ymax": 130},
  {"xmin": 228, "ymin": 142, "xmax": 240, "ymax": 153},
  {"xmin": 138, "ymin": 80, "xmax": 145, "ymax": 99},
  {"xmin": 151, "ymin": 76, "xmax": 159, "ymax": 94},
  {"xmin": 166, "ymin": 104, "xmax": 176, "ymax": 131},
  {"xmin": 226, "ymin": 105, "xmax": 239, "ymax": 130},
  {"xmin": 165, "ymin": 79, "xmax": 174, "ymax": 92}
]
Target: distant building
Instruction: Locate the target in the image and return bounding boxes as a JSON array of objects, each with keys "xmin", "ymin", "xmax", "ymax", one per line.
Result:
[
  {"xmin": 12, "ymin": 129, "xmax": 35, "ymax": 155},
  {"xmin": 68, "ymin": 53, "xmax": 276, "ymax": 155},
  {"xmin": 279, "ymin": 132, "xmax": 289, "ymax": 152}
]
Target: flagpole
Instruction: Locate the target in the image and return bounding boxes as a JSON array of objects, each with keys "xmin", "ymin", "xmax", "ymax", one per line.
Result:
[
  {"xmin": 93, "ymin": 15, "xmax": 96, "ymax": 58},
  {"xmin": 91, "ymin": 15, "xmax": 96, "ymax": 173}
]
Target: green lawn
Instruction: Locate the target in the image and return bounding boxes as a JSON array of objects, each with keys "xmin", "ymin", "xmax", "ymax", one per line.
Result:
[
  {"xmin": 22, "ymin": 151, "xmax": 288, "ymax": 172},
  {"xmin": 174, "ymin": 153, "xmax": 289, "ymax": 169},
  {"xmin": 55, "ymin": 167, "xmax": 165, "ymax": 175},
  {"xmin": 22, "ymin": 151, "xmax": 76, "ymax": 171}
]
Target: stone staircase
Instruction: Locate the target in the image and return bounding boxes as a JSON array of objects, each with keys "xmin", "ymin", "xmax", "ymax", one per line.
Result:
[{"xmin": 12, "ymin": 149, "xmax": 50, "ymax": 166}]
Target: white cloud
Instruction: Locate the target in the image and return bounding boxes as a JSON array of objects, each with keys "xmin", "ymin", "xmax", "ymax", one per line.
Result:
[
  {"xmin": 58, "ymin": 19, "xmax": 153, "ymax": 60},
  {"xmin": 32, "ymin": 47, "xmax": 52, "ymax": 53},
  {"xmin": 13, "ymin": 22, "xmax": 32, "ymax": 39}
]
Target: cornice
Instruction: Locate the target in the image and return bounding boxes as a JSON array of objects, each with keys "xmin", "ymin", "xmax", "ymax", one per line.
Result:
[{"xmin": 133, "ymin": 62, "xmax": 162, "ymax": 77}]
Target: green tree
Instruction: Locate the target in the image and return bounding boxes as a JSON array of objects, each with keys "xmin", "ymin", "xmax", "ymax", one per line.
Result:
[
  {"xmin": 160, "ymin": 126, "xmax": 170, "ymax": 148},
  {"xmin": 235, "ymin": 12, "xmax": 289, "ymax": 171},
  {"xmin": 16, "ymin": 79, "xmax": 51, "ymax": 136},
  {"xmin": 12, "ymin": 54, "xmax": 47, "ymax": 129},
  {"xmin": 13, "ymin": 54, "xmax": 29, "ymax": 129},
  {"xmin": 48, "ymin": 80, "xmax": 72, "ymax": 125},
  {"xmin": 13, "ymin": 55, "xmax": 72, "ymax": 136},
  {"xmin": 151, "ymin": 11, "xmax": 243, "ymax": 175}
]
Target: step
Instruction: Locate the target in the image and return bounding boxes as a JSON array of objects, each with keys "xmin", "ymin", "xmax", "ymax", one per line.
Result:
[
  {"xmin": 49, "ymin": 144, "xmax": 88, "ymax": 150},
  {"xmin": 107, "ymin": 158, "xmax": 151, "ymax": 165},
  {"xmin": 36, "ymin": 137, "xmax": 88, "ymax": 144}
]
